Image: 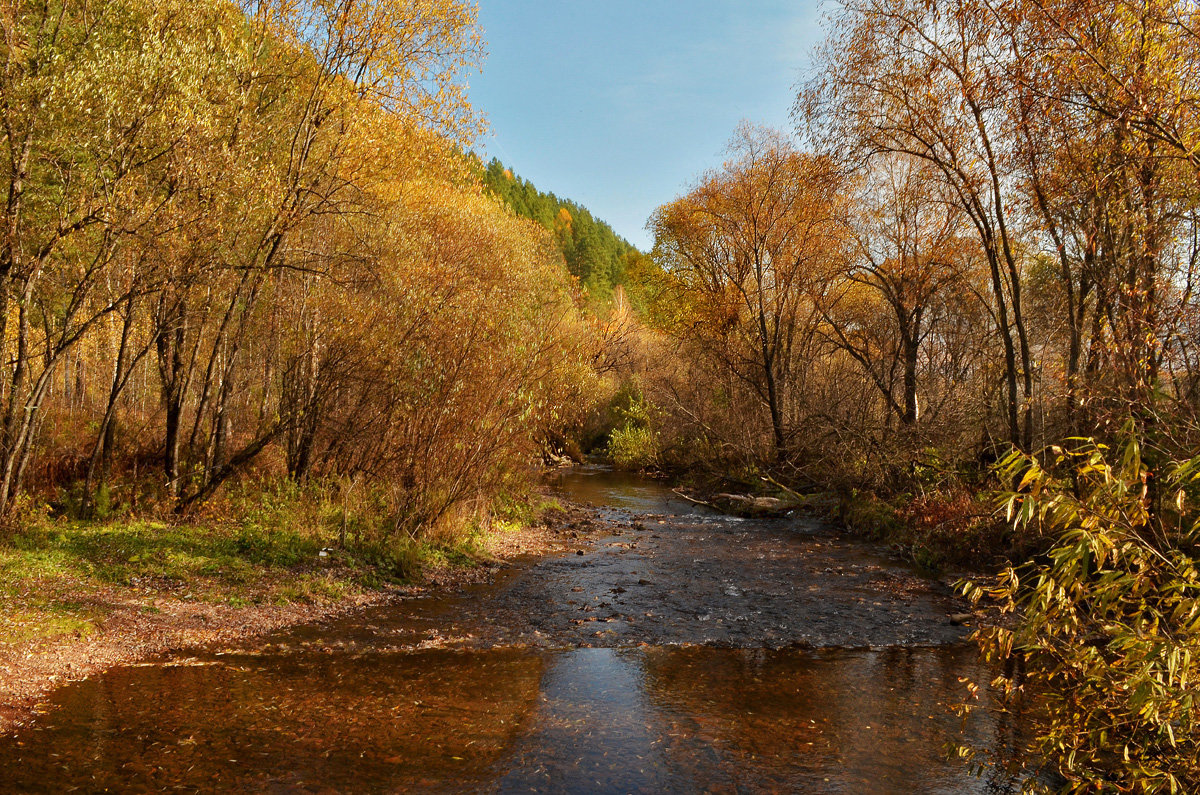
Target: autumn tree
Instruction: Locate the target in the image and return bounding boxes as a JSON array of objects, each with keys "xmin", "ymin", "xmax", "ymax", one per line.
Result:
[
  {"xmin": 805, "ymin": 0, "xmax": 1038, "ymax": 450},
  {"xmin": 0, "ymin": 0, "xmax": 603, "ymax": 542},
  {"xmin": 161, "ymin": 0, "xmax": 482, "ymax": 509},
  {"xmin": 822, "ymin": 156, "xmax": 978, "ymax": 430},
  {"xmin": 0, "ymin": 0, "xmax": 249, "ymax": 513},
  {"xmin": 649, "ymin": 124, "xmax": 847, "ymax": 461},
  {"xmin": 1002, "ymin": 0, "xmax": 1200, "ymax": 429}
]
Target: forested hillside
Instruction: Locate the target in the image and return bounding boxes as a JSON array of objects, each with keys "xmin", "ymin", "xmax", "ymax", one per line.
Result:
[{"xmin": 479, "ymin": 158, "xmax": 641, "ymax": 297}]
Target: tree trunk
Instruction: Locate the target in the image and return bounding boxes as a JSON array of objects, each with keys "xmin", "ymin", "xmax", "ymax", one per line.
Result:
[{"xmin": 902, "ymin": 331, "xmax": 920, "ymax": 426}]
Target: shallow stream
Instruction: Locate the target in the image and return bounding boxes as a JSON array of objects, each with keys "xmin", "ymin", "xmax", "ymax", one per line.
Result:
[{"xmin": 0, "ymin": 467, "xmax": 1022, "ymax": 792}]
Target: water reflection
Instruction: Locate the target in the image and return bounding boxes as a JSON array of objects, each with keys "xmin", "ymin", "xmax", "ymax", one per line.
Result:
[
  {"xmin": 0, "ymin": 649, "xmax": 544, "ymax": 793},
  {"xmin": 641, "ymin": 646, "xmax": 1015, "ymax": 794},
  {"xmin": 546, "ymin": 464, "xmax": 710, "ymax": 516},
  {"xmin": 496, "ymin": 646, "xmax": 1012, "ymax": 794},
  {"xmin": 0, "ymin": 645, "xmax": 1014, "ymax": 793},
  {"xmin": 496, "ymin": 648, "xmax": 672, "ymax": 793}
]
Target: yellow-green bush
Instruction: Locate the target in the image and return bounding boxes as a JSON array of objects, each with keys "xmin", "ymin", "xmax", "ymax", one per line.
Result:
[{"xmin": 963, "ymin": 430, "xmax": 1200, "ymax": 791}]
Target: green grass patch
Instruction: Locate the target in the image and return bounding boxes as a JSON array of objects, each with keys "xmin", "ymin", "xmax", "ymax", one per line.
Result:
[
  {"xmin": 0, "ymin": 511, "xmax": 378, "ymax": 644},
  {"xmin": 2, "ymin": 519, "xmax": 323, "ymax": 590},
  {"xmin": 491, "ymin": 491, "xmax": 562, "ymax": 526},
  {"xmin": 0, "ymin": 601, "xmax": 101, "ymax": 646},
  {"xmin": 0, "ymin": 482, "xmax": 546, "ymax": 649},
  {"xmin": 272, "ymin": 574, "xmax": 351, "ymax": 605}
]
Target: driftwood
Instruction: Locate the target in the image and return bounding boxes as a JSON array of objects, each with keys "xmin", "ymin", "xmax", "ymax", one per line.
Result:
[
  {"xmin": 716, "ymin": 493, "xmax": 782, "ymax": 509},
  {"xmin": 671, "ymin": 488, "xmax": 715, "ymax": 509},
  {"xmin": 673, "ymin": 486, "xmax": 824, "ymax": 518},
  {"xmin": 712, "ymin": 493, "xmax": 788, "ymax": 517}
]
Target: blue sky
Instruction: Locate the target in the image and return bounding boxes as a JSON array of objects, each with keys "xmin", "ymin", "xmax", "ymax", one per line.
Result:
[{"xmin": 468, "ymin": 1, "xmax": 825, "ymax": 250}]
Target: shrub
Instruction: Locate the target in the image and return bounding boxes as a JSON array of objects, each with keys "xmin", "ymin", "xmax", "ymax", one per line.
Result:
[
  {"xmin": 607, "ymin": 425, "xmax": 660, "ymax": 470},
  {"xmin": 962, "ymin": 430, "xmax": 1200, "ymax": 791},
  {"xmin": 605, "ymin": 388, "xmax": 660, "ymax": 469}
]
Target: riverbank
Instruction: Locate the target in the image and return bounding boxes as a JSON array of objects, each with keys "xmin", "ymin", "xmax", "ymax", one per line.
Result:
[
  {"xmin": 660, "ymin": 468, "xmax": 1013, "ymax": 573},
  {"xmin": 832, "ymin": 489, "xmax": 1015, "ymax": 572},
  {"xmin": 0, "ymin": 466, "xmax": 1009, "ymax": 794},
  {"xmin": 0, "ymin": 499, "xmax": 605, "ymax": 734}
]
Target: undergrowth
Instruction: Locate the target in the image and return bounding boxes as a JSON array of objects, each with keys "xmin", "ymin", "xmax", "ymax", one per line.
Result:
[
  {"xmin": 0, "ymin": 477, "xmax": 550, "ymax": 648},
  {"xmin": 837, "ymin": 487, "xmax": 1013, "ymax": 572}
]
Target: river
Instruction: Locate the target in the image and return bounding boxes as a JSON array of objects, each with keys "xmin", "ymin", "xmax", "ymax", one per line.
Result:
[{"xmin": 0, "ymin": 466, "xmax": 1023, "ymax": 792}]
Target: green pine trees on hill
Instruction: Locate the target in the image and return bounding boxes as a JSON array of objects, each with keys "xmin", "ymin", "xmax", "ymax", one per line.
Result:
[{"xmin": 480, "ymin": 158, "xmax": 640, "ymax": 297}]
